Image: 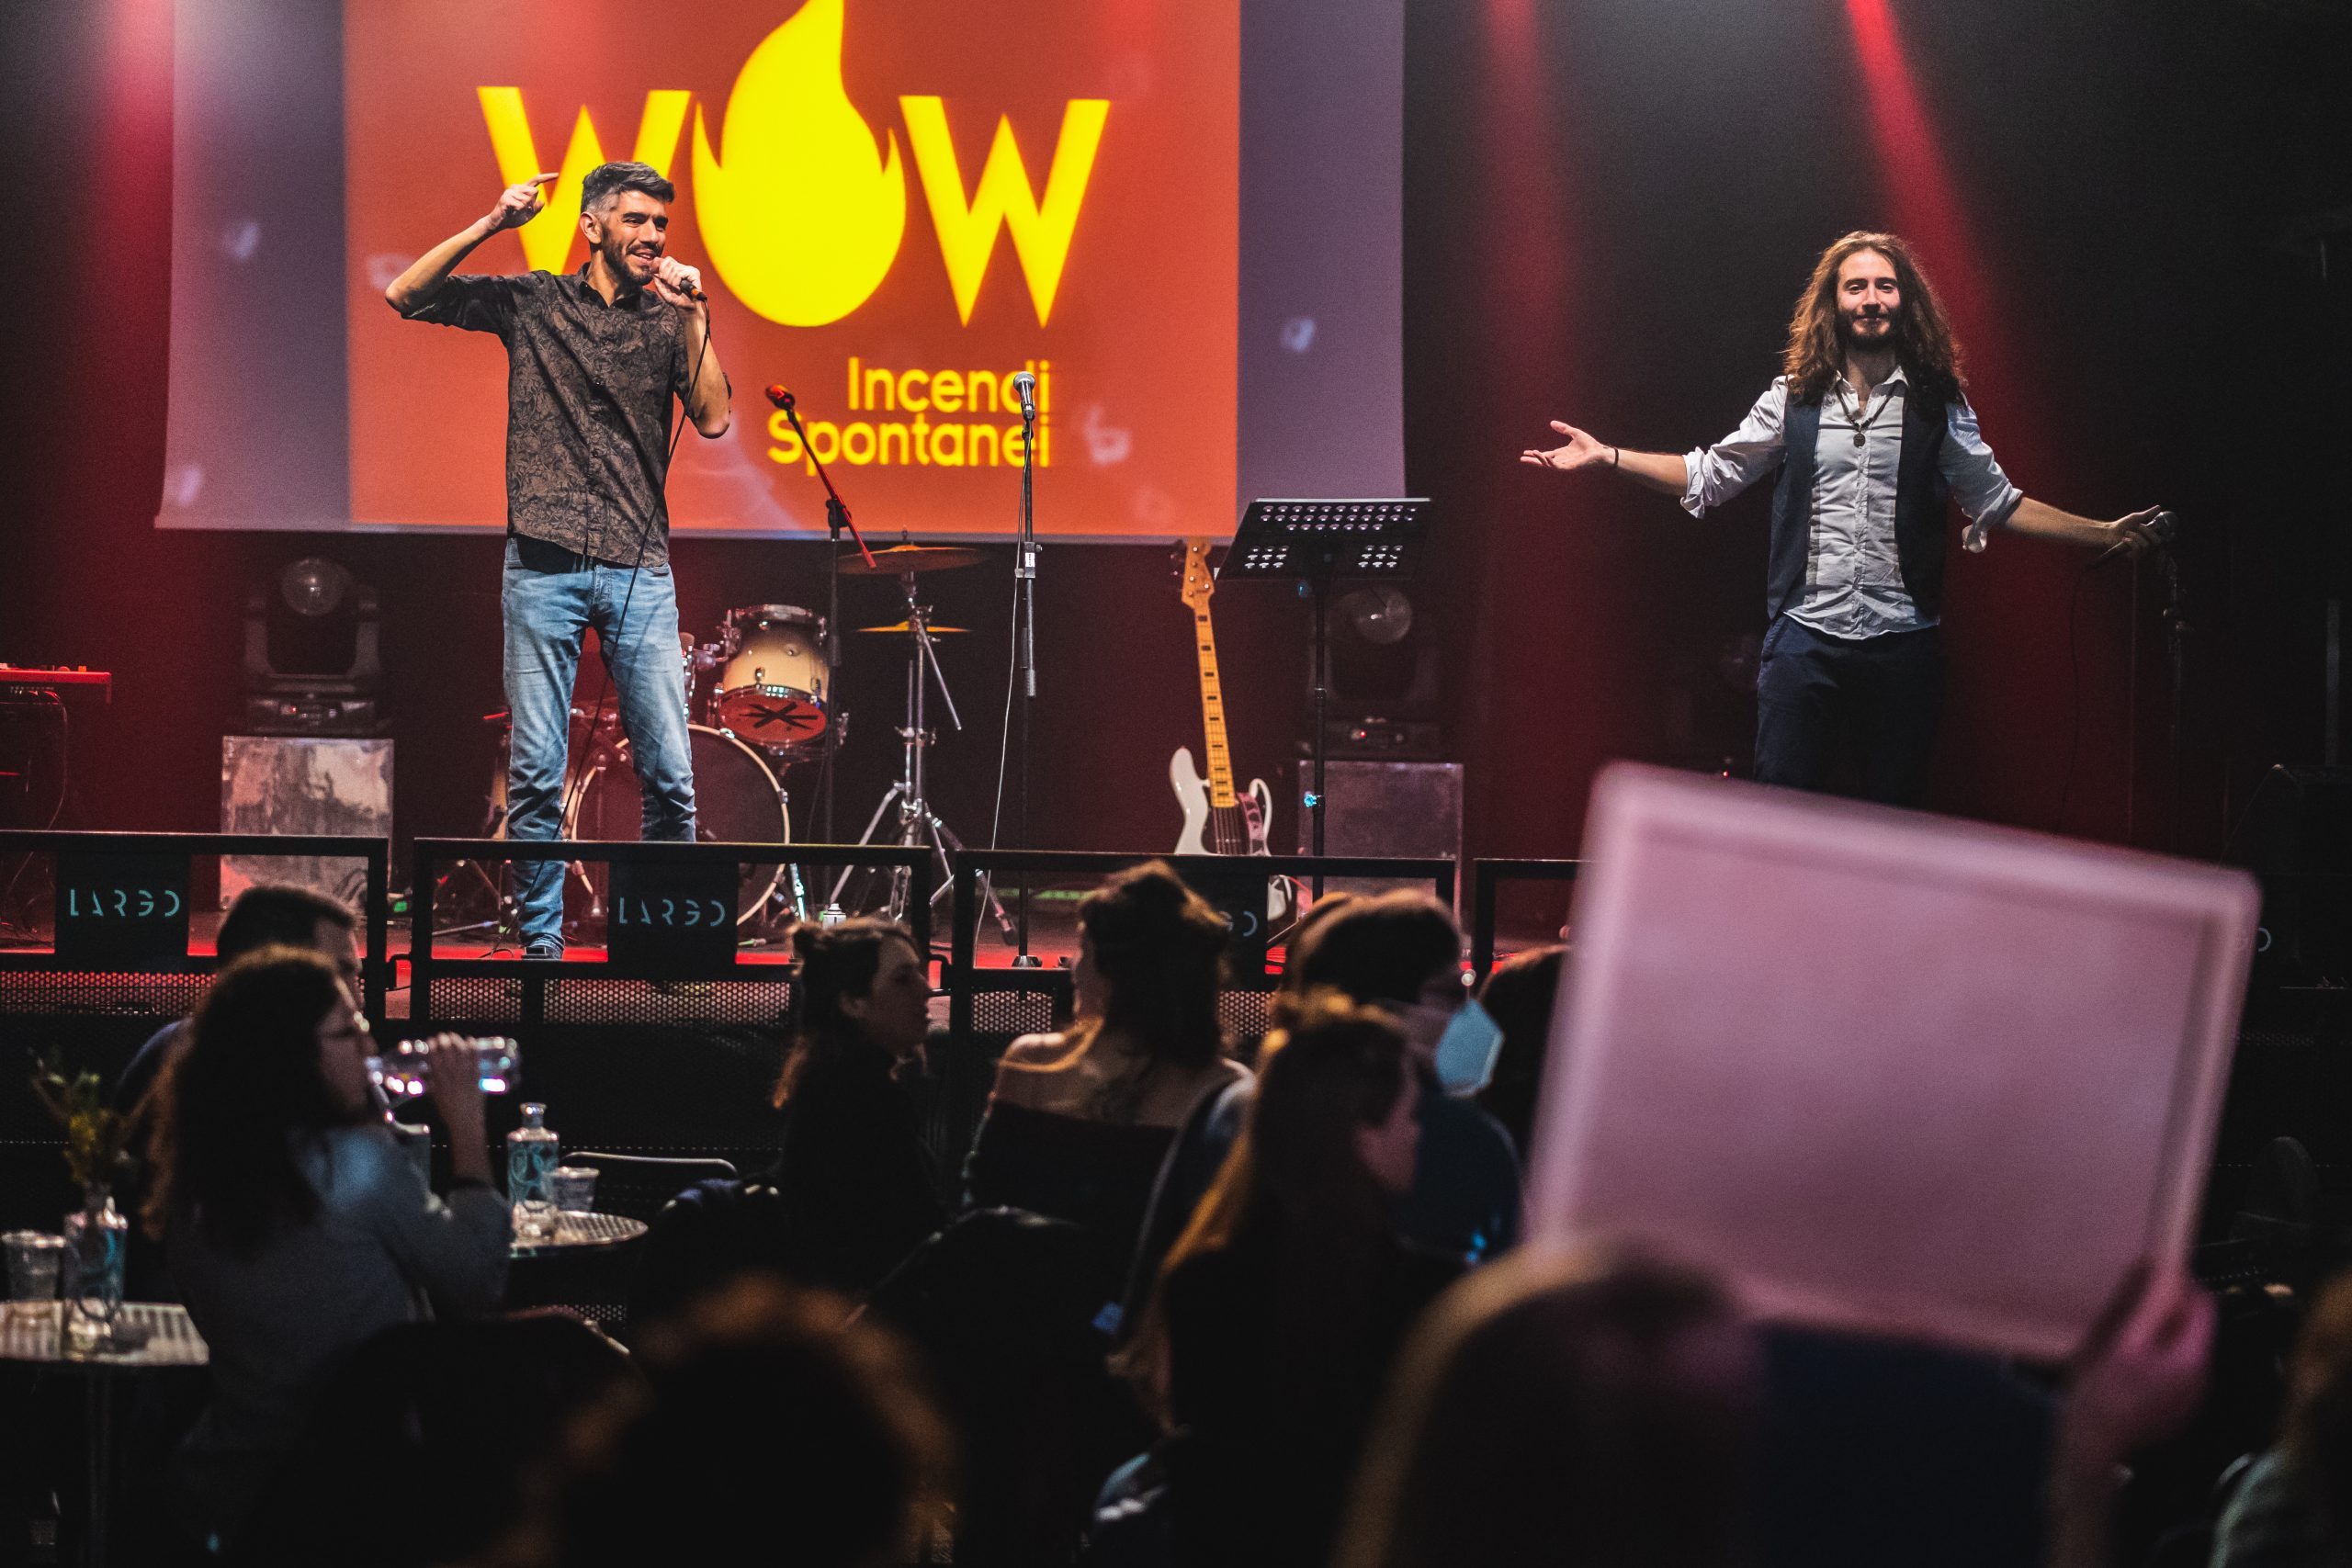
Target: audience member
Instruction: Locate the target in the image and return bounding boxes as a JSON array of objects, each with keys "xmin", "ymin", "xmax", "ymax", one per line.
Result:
[
  {"xmin": 116, "ymin": 884, "xmax": 372, "ymax": 1303},
  {"xmin": 763, "ymin": 918, "xmax": 946, "ymax": 1296},
  {"xmin": 1473, "ymin": 943, "xmax": 1563, "ymax": 1156},
  {"xmin": 1276, "ymin": 890, "xmax": 1522, "ymax": 1260},
  {"xmin": 484, "ymin": 1276, "xmax": 951, "ymax": 1568},
  {"xmin": 1332, "ymin": 1245, "xmax": 1757, "ymax": 1568},
  {"xmin": 150, "ymin": 948, "xmax": 510, "ymax": 1549},
  {"xmin": 966, "ymin": 863, "xmax": 1250, "ymax": 1297},
  {"xmin": 2207, "ymin": 1270, "xmax": 2352, "ymax": 1565},
  {"xmin": 1106, "ymin": 996, "xmax": 1462, "ymax": 1568},
  {"xmin": 115, "ymin": 882, "xmax": 363, "ymax": 1114},
  {"xmin": 1107, "ymin": 891, "xmax": 1363, "ymax": 1343}
]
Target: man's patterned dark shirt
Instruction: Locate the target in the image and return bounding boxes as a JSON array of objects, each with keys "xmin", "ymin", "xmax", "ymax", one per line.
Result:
[{"xmin": 402, "ymin": 265, "xmax": 695, "ymax": 567}]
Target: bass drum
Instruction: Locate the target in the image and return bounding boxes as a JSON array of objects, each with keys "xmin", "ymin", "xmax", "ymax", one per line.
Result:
[{"xmin": 569, "ymin": 724, "xmax": 791, "ymax": 924}]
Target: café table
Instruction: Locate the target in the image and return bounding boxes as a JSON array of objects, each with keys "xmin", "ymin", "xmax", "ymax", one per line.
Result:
[
  {"xmin": 509, "ymin": 1210, "xmax": 648, "ymax": 1258},
  {"xmin": 0, "ymin": 1302, "xmax": 209, "ymax": 1568}
]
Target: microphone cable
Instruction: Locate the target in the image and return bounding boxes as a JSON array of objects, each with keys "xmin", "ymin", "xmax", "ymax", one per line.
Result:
[{"xmin": 2058, "ymin": 514, "xmax": 2172, "ymax": 833}]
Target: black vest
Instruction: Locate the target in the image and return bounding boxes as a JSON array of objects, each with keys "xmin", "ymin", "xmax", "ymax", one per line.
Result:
[{"xmin": 1766, "ymin": 385, "xmax": 1951, "ymax": 623}]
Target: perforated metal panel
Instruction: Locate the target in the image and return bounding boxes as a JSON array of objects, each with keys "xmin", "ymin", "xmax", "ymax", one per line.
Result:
[
  {"xmin": 418, "ymin": 975, "xmax": 797, "ymax": 1029},
  {"xmin": 419, "ymin": 977, "xmax": 524, "ymax": 1025},
  {"xmin": 1216, "ymin": 989, "xmax": 1274, "ymax": 1049},
  {"xmin": 0, "ymin": 971, "xmax": 209, "ymax": 1018},
  {"xmin": 971, "ymin": 987, "xmax": 1060, "ymax": 1038}
]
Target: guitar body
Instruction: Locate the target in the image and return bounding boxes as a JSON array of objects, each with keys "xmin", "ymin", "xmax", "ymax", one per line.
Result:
[{"xmin": 1170, "ymin": 747, "xmax": 1275, "ymax": 857}]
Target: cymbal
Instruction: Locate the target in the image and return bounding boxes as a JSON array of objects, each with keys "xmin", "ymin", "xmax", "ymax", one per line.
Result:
[
  {"xmin": 840, "ymin": 544, "xmax": 988, "ymax": 576},
  {"xmin": 856, "ymin": 621, "xmax": 971, "ymax": 635}
]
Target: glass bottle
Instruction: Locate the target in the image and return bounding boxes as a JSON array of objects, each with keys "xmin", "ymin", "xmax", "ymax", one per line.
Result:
[
  {"xmin": 506, "ymin": 1103, "xmax": 560, "ymax": 1242},
  {"xmin": 61, "ymin": 1185, "xmax": 127, "ymax": 1355}
]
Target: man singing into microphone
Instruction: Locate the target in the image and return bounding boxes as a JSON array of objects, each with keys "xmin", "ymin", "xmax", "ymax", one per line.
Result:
[
  {"xmin": 1522, "ymin": 230, "xmax": 2162, "ymax": 807},
  {"xmin": 385, "ymin": 162, "xmax": 730, "ymax": 957}
]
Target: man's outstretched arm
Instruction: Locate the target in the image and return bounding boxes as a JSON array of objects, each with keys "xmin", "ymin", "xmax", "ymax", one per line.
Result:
[
  {"xmin": 384, "ymin": 174, "xmax": 555, "ymax": 316},
  {"xmin": 1521, "ymin": 422, "xmax": 1690, "ymax": 499},
  {"xmin": 2003, "ymin": 497, "xmax": 2166, "ymax": 554}
]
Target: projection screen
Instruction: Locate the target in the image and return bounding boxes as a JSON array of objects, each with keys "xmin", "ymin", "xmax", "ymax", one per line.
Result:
[{"xmin": 160, "ymin": 0, "xmax": 1404, "ymax": 541}]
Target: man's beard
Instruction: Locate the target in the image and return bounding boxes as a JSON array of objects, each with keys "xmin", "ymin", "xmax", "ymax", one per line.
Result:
[
  {"xmin": 599, "ymin": 231, "xmax": 658, "ymax": 288},
  {"xmin": 1838, "ymin": 310, "xmax": 1900, "ymax": 355}
]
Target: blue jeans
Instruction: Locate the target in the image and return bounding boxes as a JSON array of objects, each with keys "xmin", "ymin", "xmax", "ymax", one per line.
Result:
[
  {"xmin": 502, "ymin": 535, "xmax": 696, "ymax": 951},
  {"xmin": 1753, "ymin": 614, "xmax": 1944, "ymax": 808}
]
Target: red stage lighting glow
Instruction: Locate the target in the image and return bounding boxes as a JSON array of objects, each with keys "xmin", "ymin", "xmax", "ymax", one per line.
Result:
[
  {"xmin": 1838, "ymin": 0, "xmax": 2047, "ymax": 470},
  {"xmin": 1841, "ymin": 0, "xmax": 1989, "ymax": 333}
]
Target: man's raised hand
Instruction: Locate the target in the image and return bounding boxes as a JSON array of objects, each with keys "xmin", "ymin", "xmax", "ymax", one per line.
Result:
[
  {"xmin": 486, "ymin": 173, "xmax": 559, "ymax": 233},
  {"xmin": 1521, "ymin": 421, "xmax": 1611, "ymax": 472}
]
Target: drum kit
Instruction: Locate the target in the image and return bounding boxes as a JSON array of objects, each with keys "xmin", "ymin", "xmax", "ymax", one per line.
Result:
[{"xmin": 461, "ymin": 541, "xmax": 1011, "ymax": 947}]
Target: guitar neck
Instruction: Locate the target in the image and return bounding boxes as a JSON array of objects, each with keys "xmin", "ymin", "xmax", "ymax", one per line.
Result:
[{"xmin": 1191, "ymin": 605, "xmax": 1239, "ymax": 810}]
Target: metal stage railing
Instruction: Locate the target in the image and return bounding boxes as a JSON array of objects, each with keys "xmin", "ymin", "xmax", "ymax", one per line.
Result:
[
  {"xmin": 0, "ymin": 829, "xmax": 392, "ymax": 1021},
  {"xmin": 1467, "ymin": 857, "xmax": 1583, "ymax": 979},
  {"xmin": 405, "ymin": 839, "xmax": 933, "ymax": 1028}
]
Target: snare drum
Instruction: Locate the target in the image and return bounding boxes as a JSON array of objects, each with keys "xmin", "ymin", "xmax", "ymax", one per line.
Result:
[{"xmin": 713, "ymin": 605, "xmax": 829, "ymax": 752}]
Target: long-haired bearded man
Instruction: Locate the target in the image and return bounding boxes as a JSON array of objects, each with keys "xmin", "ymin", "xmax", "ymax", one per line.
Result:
[{"xmin": 1522, "ymin": 231, "xmax": 2164, "ymax": 807}]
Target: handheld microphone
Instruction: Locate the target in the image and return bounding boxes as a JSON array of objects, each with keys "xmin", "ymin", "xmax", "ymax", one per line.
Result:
[
  {"xmin": 1012, "ymin": 370, "xmax": 1037, "ymax": 423},
  {"xmin": 764, "ymin": 385, "xmax": 795, "ymax": 412},
  {"xmin": 2096, "ymin": 508, "xmax": 2175, "ymax": 564}
]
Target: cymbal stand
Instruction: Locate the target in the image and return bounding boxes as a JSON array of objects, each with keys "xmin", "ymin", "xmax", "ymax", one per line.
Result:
[{"xmin": 830, "ymin": 575, "xmax": 1016, "ymax": 937}]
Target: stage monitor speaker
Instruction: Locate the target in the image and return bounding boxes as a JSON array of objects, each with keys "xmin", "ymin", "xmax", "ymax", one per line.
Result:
[
  {"xmin": 1295, "ymin": 760, "xmax": 1462, "ymax": 909},
  {"xmin": 220, "ymin": 736, "xmax": 392, "ymax": 908}
]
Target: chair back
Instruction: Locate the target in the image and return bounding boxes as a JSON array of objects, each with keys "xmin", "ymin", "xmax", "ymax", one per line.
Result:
[
  {"xmin": 567, "ymin": 1151, "xmax": 740, "ymax": 1223},
  {"xmin": 239, "ymin": 1312, "xmax": 638, "ymax": 1566}
]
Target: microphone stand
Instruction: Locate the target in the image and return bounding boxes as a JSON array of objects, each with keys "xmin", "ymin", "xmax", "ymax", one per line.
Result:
[
  {"xmin": 777, "ymin": 392, "xmax": 876, "ymax": 918},
  {"xmin": 1011, "ymin": 392, "xmax": 1041, "ymax": 966}
]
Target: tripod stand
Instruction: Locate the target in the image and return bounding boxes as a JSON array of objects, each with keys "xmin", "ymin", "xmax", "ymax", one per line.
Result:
[{"xmin": 831, "ymin": 574, "xmax": 1015, "ymax": 936}]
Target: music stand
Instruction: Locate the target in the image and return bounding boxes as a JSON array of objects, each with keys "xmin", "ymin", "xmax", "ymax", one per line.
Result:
[{"xmin": 1218, "ymin": 498, "xmax": 1430, "ymax": 895}]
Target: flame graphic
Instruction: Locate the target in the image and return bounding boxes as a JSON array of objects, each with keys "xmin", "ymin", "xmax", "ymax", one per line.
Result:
[{"xmin": 693, "ymin": 0, "xmax": 905, "ymax": 326}]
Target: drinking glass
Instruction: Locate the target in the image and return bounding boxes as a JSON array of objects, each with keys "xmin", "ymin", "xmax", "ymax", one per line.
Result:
[
  {"xmin": 4, "ymin": 1232, "xmax": 64, "ymax": 1321},
  {"xmin": 547, "ymin": 1168, "xmax": 598, "ymax": 1213}
]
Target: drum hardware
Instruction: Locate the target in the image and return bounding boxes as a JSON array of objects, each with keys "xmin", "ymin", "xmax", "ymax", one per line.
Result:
[
  {"xmin": 830, "ymin": 572, "xmax": 1015, "ymax": 939},
  {"xmin": 838, "ymin": 543, "xmax": 988, "ymax": 577}
]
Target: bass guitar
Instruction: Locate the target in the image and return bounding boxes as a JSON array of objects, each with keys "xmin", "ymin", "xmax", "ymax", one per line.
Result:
[{"xmin": 1170, "ymin": 539, "xmax": 1296, "ymax": 923}]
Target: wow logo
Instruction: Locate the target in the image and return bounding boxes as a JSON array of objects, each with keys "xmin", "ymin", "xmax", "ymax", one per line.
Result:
[{"xmin": 476, "ymin": 0, "xmax": 1110, "ymax": 327}]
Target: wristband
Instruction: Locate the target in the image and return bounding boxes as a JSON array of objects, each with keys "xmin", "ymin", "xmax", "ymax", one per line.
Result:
[{"xmin": 1611, "ymin": 446, "xmax": 1622, "ymax": 468}]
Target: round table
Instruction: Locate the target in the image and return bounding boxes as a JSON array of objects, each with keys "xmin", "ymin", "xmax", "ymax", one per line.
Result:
[
  {"xmin": 509, "ymin": 1210, "xmax": 648, "ymax": 1258},
  {"xmin": 0, "ymin": 1302, "xmax": 209, "ymax": 1568}
]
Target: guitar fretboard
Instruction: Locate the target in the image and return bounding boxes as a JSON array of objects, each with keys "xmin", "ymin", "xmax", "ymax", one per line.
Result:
[{"xmin": 1192, "ymin": 605, "xmax": 1238, "ymax": 810}]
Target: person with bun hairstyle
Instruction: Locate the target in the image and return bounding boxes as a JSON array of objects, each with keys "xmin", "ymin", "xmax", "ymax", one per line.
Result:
[
  {"xmin": 760, "ymin": 918, "xmax": 946, "ymax": 1297},
  {"xmin": 964, "ymin": 862, "xmax": 1250, "ymax": 1293}
]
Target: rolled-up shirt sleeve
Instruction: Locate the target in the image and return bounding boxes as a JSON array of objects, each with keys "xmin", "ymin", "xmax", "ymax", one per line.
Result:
[
  {"xmin": 1945, "ymin": 398, "xmax": 2024, "ymax": 552},
  {"xmin": 1682, "ymin": 378, "xmax": 1790, "ymax": 517},
  {"xmin": 398, "ymin": 272, "xmax": 526, "ymax": 335}
]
